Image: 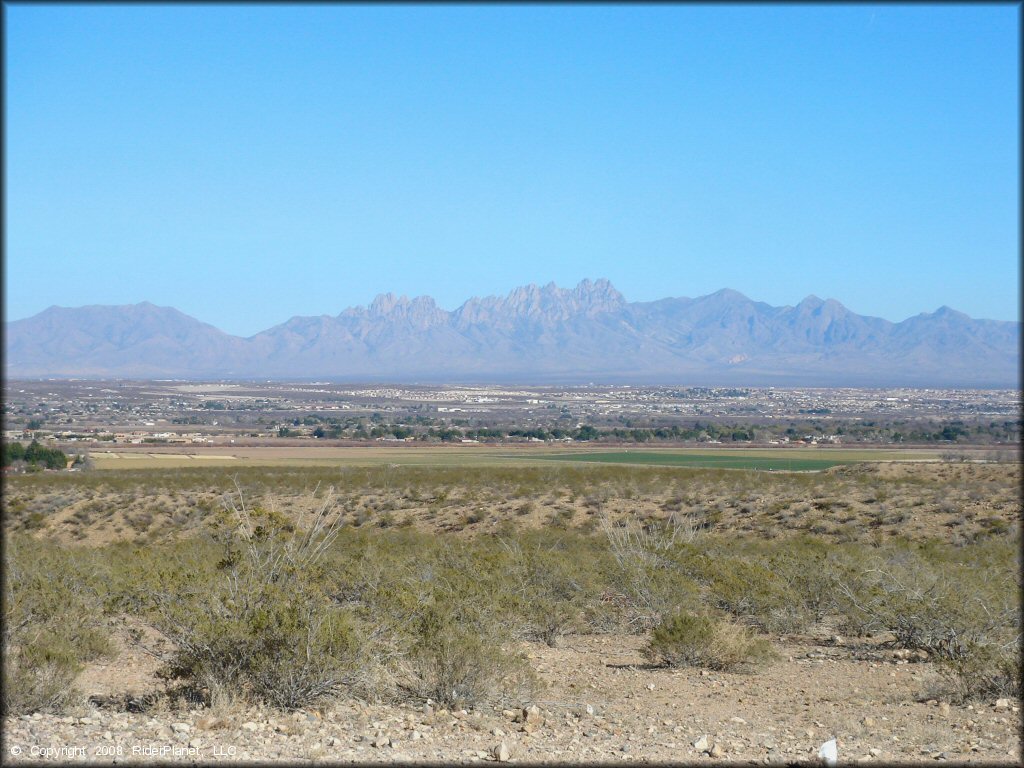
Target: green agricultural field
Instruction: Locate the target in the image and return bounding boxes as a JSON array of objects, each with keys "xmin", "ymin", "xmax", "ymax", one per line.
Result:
[{"xmin": 535, "ymin": 448, "xmax": 932, "ymax": 471}]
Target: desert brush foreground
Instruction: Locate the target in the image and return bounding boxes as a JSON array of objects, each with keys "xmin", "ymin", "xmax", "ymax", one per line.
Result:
[{"xmin": 3, "ymin": 457, "xmax": 1021, "ymax": 763}]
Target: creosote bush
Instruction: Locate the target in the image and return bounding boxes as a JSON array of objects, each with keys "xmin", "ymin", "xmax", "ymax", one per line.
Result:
[
  {"xmin": 643, "ymin": 612, "xmax": 777, "ymax": 672},
  {"xmin": 935, "ymin": 639, "xmax": 1021, "ymax": 703},
  {"xmin": 500, "ymin": 534, "xmax": 602, "ymax": 646},
  {"xmin": 3, "ymin": 539, "xmax": 114, "ymax": 715},
  {"xmin": 703, "ymin": 556, "xmax": 809, "ymax": 633},
  {"xmin": 148, "ymin": 486, "xmax": 365, "ymax": 710},
  {"xmin": 831, "ymin": 539, "xmax": 1019, "ymax": 655},
  {"xmin": 402, "ymin": 600, "xmax": 535, "ymax": 708},
  {"xmin": 599, "ymin": 510, "xmax": 702, "ymax": 632}
]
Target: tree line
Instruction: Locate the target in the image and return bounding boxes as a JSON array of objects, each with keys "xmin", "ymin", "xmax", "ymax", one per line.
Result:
[{"xmin": 2, "ymin": 440, "xmax": 69, "ymax": 470}]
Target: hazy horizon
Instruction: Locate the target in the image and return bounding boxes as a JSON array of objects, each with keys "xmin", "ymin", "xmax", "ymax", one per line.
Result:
[{"xmin": 6, "ymin": 278, "xmax": 1019, "ymax": 332}]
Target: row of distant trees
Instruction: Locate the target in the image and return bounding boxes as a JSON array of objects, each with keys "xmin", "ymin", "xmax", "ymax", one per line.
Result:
[
  {"xmin": 2, "ymin": 440, "xmax": 69, "ymax": 470},
  {"xmin": 287, "ymin": 423, "xmax": 751, "ymax": 443},
  {"xmin": 280, "ymin": 418, "xmax": 1020, "ymax": 445}
]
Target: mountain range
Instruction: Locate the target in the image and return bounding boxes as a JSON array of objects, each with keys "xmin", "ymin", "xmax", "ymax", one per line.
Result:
[{"xmin": 5, "ymin": 279, "xmax": 1019, "ymax": 386}]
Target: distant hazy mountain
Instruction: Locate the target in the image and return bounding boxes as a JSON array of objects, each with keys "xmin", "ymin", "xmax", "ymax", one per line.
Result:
[
  {"xmin": 4, "ymin": 303, "xmax": 249, "ymax": 379},
  {"xmin": 5, "ymin": 280, "xmax": 1019, "ymax": 386}
]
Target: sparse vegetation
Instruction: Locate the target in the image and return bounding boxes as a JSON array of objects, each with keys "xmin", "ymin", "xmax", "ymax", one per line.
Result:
[
  {"xmin": 1, "ymin": 459, "xmax": 1020, "ymax": 722},
  {"xmin": 3, "ymin": 540, "xmax": 114, "ymax": 715}
]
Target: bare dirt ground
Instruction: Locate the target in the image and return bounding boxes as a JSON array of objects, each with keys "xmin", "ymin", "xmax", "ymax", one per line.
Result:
[{"xmin": 4, "ymin": 626, "xmax": 1020, "ymax": 764}]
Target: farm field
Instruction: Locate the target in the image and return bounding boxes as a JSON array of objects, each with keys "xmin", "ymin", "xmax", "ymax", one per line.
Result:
[
  {"xmin": 84, "ymin": 444, "xmax": 944, "ymax": 470},
  {"xmin": 87, "ymin": 445, "xmax": 553, "ymax": 469},
  {"xmin": 532, "ymin": 449, "xmax": 928, "ymax": 471}
]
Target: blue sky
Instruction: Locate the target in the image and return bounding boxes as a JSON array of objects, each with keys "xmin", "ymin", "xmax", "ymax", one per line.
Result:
[{"xmin": 5, "ymin": 4, "xmax": 1019, "ymax": 335}]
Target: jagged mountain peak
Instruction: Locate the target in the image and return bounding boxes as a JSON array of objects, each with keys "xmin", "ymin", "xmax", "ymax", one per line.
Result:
[
  {"xmin": 367, "ymin": 292, "xmax": 434, "ymax": 315},
  {"xmin": 506, "ymin": 278, "xmax": 624, "ymax": 312},
  {"xmin": 453, "ymin": 279, "xmax": 625, "ymax": 325},
  {"xmin": 342, "ymin": 293, "xmax": 443, "ymax": 319},
  {"xmin": 574, "ymin": 277, "xmax": 625, "ymax": 304},
  {"xmin": 369, "ymin": 292, "xmax": 407, "ymax": 315}
]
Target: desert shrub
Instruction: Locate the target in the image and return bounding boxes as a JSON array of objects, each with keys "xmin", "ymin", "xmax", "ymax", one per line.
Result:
[
  {"xmin": 463, "ymin": 509, "xmax": 487, "ymax": 525},
  {"xmin": 934, "ymin": 639, "xmax": 1021, "ymax": 703},
  {"xmin": 547, "ymin": 506, "xmax": 574, "ymax": 529},
  {"xmin": 22, "ymin": 511, "xmax": 46, "ymax": 531},
  {"xmin": 644, "ymin": 612, "xmax": 777, "ymax": 672},
  {"xmin": 101, "ymin": 535, "xmax": 223, "ymax": 617},
  {"xmin": 3, "ymin": 538, "xmax": 114, "ymax": 715},
  {"xmin": 980, "ymin": 517, "xmax": 1011, "ymax": 537},
  {"xmin": 830, "ymin": 537, "xmax": 1022, "ymax": 702},
  {"xmin": 127, "ymin": 509, "xmax": 154, "ymax": 533},
  {"xmin": 670, "ymin": 535, "xmax": 843, "ymax": 635},
  {"xmin": 700, "ymin": 554, "xmax": 812, "ymax": 634},
  {"xmin": 155, "ymin": 577, "xmax": 362, "ymax": 710},
  {"xmin": 146, "ymin": 489, "xmax": 366, "ymax": 710},
  {"xmin": 762, "ymin": 537, "xmax": 841, "ymax": 627},
  {"xmin": 317, "ymin": 529, "xmax": 537, "ymax": 708},
  {"xmin": 3, "ymin": 654, "xmax": 80, "ymax": 716},
  {"xmin": 599, "ymin": 511, "xmax": 703, "ymax": 632},
  {"xmin": 401, "ymin": 598, "xmax": 534, "ymax": 708},
  {"xmin": 831, "ymin": 539, "xmax": 1019, "ymax": 659},
  {"xmin": 351, "ymin": 507, "xmax": 372, "ymax": 526},
  {"xmin": 499, "ymin": 533, "xmax": 606, "ymax": 646}
]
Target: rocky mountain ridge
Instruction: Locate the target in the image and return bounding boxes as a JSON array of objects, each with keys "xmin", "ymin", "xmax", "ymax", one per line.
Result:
[{"xmin": 5, "ymin": 280, "xmax": 1019, "ymax": 386}]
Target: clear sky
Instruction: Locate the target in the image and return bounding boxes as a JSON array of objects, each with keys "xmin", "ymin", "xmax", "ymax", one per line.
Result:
[{"xmin": 5, "ymin": 4, "xmax": 1019, "ymax": 336}]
